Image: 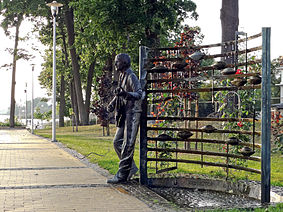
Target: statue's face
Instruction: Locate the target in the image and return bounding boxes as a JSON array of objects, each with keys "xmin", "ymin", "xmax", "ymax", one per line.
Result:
[
  {"xmin": 115, "ymin": 58, "xmax": 126, "ymax": 72},
  {"xmin": 115, "ymin": 57, "xmax": 125, "ymax": 72}
]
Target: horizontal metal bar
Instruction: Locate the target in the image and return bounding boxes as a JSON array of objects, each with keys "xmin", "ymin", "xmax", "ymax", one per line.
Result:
[
  {"xmin": 156, "ymin": 166, "xmax": 177, "ymax": 174},
  {"xmin": 146, "ymin": 127, "xmax": 261, "ymax": 136},
  {"xmin": 206, "ymin": 46, "xmax": 262, "ymax": 59},
  {"xmin": 146, "ymin": 60, "xmax": 261, "ymax": 73},
  {"xmin": 148, "ymin": 85, "xmax": 261, "ymax": 93},
  {"xmin": 147, "ymin": 46, "xmax": 262, "ymax": 62},
  {"xmin": 147, "ymin": 158, "xmax": 261, "ymax": 174},
  {"xmin": 147, "ymin": 73, "xmax": 261, "ymax": 84},
  {"xmin": 147, "ymin": 137, "xmax": 261, "ymax": 148},
  {"xmin": 148, "ymin": 33, "xmax": 261, "ymax": 51},
  {"xmin": 147, "ymin": 147, "xmax": 261, "ymax": 162},
  {"xmin": 147, "ymin": 116, "xmax": 255, "ymax": 123}
]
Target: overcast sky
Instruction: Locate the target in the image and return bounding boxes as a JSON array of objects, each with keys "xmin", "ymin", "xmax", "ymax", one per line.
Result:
[
  {"xmin": 0, "ymin": 0, "xmax": 282, "ymax": 113},
  {"xmin": 188, "ymin": 0, "xmax": 282, "ymax": 58}
]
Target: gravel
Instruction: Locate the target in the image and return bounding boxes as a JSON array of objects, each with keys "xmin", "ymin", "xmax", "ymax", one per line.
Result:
[{"xmin": 150, "ymin": 187, "xmax": 262, "ymax": 210}]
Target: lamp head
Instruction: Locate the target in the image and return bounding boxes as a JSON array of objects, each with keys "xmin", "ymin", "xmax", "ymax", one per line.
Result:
[{"xmin": 47, "ymin": 1, "xmax": 63, "ymax": 17}]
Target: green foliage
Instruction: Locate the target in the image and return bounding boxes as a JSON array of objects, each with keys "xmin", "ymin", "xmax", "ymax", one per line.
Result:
[
  {"xmin": 0, "ymin": 0, "xmax": 46, "ymax": 35},
  {"xmin": 205, "ymin": 203, "xmax": 283, "ymax": 212},
  {"xmin": 147, "ymin": 26, "xmax": 204, "ymax": 169},
  {"xmin": 70, "ymin": 0, "xmax": 198, "ymax": 62},
  {"xmin": 271, "ymin": 110, "xmax": 283, "ymax": 154},
  {"xmin": 271, "ymin": 57, "xmax": 282, "ymax": 101},
  {"xmin": 14, "ymin": 97, "xmax": 51, "ymax": 119},
  {"xmin": 269, "ymin": 56, "xmax": 283, "ymax": 154},
  {"xmin": 34, "ymin": 0, "xmax": 199, "ymax": 126},
  {"xmin": 0, "ymin": 117, "xmax": 23, "ymax": 126},
  {"xmin": 34, "ymin": 107, "xmax": 52, "ymax": 122}
]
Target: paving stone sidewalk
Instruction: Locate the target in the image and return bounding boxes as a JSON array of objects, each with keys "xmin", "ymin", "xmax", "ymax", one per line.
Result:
[{"xmin": 0, "ymin": 129, "xmax": 176, "ymax": 212}]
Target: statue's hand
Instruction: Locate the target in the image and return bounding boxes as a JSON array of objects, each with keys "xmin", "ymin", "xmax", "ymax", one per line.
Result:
[
  {"xmin": 107, "ymin": 103, "xmax": 114, "ymax": 112},
  {"xmin": 114, "ymin": 87, "xmax": 122, "ymax": 96},
  {"xmin": 114, "ymin": 87, "xmax": 127, "ymax": 97}
]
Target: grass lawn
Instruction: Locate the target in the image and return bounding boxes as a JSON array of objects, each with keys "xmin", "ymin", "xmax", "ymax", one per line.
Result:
[
  {"xmin": 35, "ymin": 124, "xmax": 283, "ymax": 187},
  {"xmin": 35, "ymin": 125, "xmax": 123, "ymax": 175},
  {"xmin": 205, "ymin": 203, "xmax": 283, "ymax": 212},
  {"xmin": 35, "ymin": 124, "xmax": 283, "ymax": 211}
]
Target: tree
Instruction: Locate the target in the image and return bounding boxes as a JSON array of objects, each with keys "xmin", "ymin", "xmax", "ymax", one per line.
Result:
[
  {"xmin": 0, "ymin": 0, "xmax": 46, "ymax": 127},
  {"xmin": 69, "ymin": 0, "xmax": 198, "ymax": 129},
  {"xmin": 36, "ymin": 0, "xmax": 198, "ymax": 129},
  {"xmin": 220, "ymin": 0, "xmax": 239, "ymax": 64},
  {"xmin": 63, "ymin": 6, "xmax": 89, "ymax": 125},
  {"xmin": 141, "ymin": 0, "xmax": 198, "ymax": 48},
  {"xmin": 271, "ymin": 56, "xmax": 282, "ymax": 104},
  {"xmin": 36, "ymin": 8, "xmax": 75, "ymax": 128},
  {"xmin": 37, "ymin": 3, "xmax": 90, "ymax": 127}
]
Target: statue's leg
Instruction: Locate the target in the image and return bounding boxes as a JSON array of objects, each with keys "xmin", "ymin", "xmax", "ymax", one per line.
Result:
[
  {"xmin": 113, "ymin": 126, "xmax": 124, "ymax": 159},
  {"xmin": 128, "ymin": 112, "xmax": 141, "ymax": 180},
  {"xmin": 118, "ymin": 112, "xmax": 141, "ymax": 180},
  {"xmin": 114, "ymin": 127, "xmax": 138, "ymax": 177},
  {"xmin": 107, "ymin": 124, "xmax": 126, "ymax": 183}
]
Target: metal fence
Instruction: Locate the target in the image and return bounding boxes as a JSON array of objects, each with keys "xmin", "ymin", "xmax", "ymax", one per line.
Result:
[{"xmin": 139, "ymin": 28, "xmax": 271, "ymax": 203}]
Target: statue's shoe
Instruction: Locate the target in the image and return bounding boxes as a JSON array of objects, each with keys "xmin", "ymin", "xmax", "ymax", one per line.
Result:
[
  {"xmin": 127, "ymin": 166, "xmax": 138, "ymax": 181},
  {"xmin": 107, "ymin": 175, "xmax": 127, "ymax": 184}
]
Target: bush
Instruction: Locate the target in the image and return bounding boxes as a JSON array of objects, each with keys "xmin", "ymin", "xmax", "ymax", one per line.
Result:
[{"xmin": 0, "ymin": 118, "xmax": 23, "ymax": 127}]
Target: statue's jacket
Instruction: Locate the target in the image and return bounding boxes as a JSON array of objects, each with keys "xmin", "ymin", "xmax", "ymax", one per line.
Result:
[{"xmin": 109, "ymin": 68, "xmax": 142, "ymax": 127}]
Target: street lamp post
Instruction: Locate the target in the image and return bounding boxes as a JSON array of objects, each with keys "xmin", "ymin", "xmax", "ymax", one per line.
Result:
[
  {"xmin": 24, "ymin": 82, "xmax": 27, "ymax": 127},
  {"xmin": 47, "ymin": 1, "xmax": 63, "ymax": 142},
  {"xmin": 31, "ymin": 65, "xmax": 35, "ymax": 134}
]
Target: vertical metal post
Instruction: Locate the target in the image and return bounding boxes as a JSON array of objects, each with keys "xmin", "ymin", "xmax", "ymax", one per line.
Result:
[
  {"xmin": 139, "ymin": 46, "xmax": 148, "ymax": 185},
  {"xmin": 261, "ymin": 27, "xmax": 271, "ymax": 204},
  {"xmin": 52, "ymin": 15, "xmax": 57, "ymax": 142},
  {"xmin": 25, "ymin": 82, "xmax": 27, "ymax": 127},
  {"xmin": 31, "ymin": 66, "xmax": 34, "ymax": 134}
]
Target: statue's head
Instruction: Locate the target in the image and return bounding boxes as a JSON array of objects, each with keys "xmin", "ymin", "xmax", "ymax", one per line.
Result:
[{"xmin": 115, "ymin": 53, "xmax": 131, "ymax": 72}]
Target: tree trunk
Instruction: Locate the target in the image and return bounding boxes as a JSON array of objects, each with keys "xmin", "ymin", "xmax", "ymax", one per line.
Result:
[
  {"xmin": 70, "ymin": 81, "xmax": 79, "ymax": 129},
  {"xmin": 59, "ymin": 74, "xmax": 66, "ymax": 127},
  {"xmin": 58, "ymin": 21, "xmax": 69, "ymax": 127},
  {"xmin": 85, "ymin": 59, "xmax": 95, "ymax": 124},
  {"xmin": 105, "ymin": 55, "xmax": 115, "ymax": 137},
  {"xmin": 64, "ymin": 7, "xmax": 88, "ymax": 125},
  {"xmin": 220, "ymin": 0, "xmax": 239, "ymax": 64},
  {"xmin": 9, "ymin": 15, "xmax": 22, "ymax": 128},
  {"xmin": 144, "ymin": 0, "xmax": 160, "ymax": 49}
]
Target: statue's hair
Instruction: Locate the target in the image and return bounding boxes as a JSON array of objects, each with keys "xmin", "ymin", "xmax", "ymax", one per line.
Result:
[{"xmin": 116, "ymin": 53, "xmax": 131, "ymax": 68}]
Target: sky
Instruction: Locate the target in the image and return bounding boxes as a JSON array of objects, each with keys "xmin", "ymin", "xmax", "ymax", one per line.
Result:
[
  {"xmin": 188, "ymin": 0, "xmax": 282, "ymax": 59},
  {"xmin": 0, "ymin": 18, "xmax": 46, "ymax": 113},
  {"xmin": 0, "ymin": 0, "xmax": 283, "ymax": 113}
]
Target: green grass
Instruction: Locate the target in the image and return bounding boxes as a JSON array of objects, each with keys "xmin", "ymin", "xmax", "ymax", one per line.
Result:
[
  {"xmin": 203, "ymin": 203, "xmax": 283, "ymax": 212},
  {"xmin": 35, "ymin": 124, "xmax": 283, "ymax": 186},
  {"xmin": 35, "ymin": 125, "xmax": 283, "ymax": 211},
  {"xmin": 35, "ymin": 125, "xmax": 140, "ymax": 175}
]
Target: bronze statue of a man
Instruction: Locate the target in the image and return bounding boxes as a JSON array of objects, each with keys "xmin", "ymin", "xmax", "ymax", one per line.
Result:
[{"xmin": 107, "ymin": 53, "xmax": 142, "ymax": 184}]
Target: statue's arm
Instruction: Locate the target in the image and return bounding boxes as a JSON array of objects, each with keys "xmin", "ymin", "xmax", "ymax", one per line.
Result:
[
  {"xmin": 126, "ymin": 73, "xmax": 142, "ymax": 100},
  {"xmin": 107, "ymin": 96, "xmax": 117, "ymax": 112}
]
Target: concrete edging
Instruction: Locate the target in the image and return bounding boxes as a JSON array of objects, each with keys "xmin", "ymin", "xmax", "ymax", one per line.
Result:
[{"xmin": 147, "ymin": 177, "xmax": 283, "ymax": 202}]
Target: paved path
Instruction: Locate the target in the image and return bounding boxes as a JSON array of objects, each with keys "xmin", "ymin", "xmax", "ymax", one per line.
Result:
[{"xmin": 0, "ymin": 129, "xmax": 157, "ymax": 212}]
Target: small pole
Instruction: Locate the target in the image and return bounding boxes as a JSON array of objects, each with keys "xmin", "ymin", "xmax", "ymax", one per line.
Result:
[
  {"xmin": 31, "ymin": 65, "xmax": 34, "ymax": 134},
  {"xmin": 52, "ymin": 14, "xmax": 57, "ymax": 142},
  {"xmin": 261, "ymin": 27, "xmax": 271, "ymax": 204},
  {"xmin": 47, "ymin": 1, "xmax": 64, "ymax": 141},
  {"xmin": 24, "ymin": 83, "xmax": 27, "ymax": 127},
  {"xmin": 139, "ymin": 46, "xmax": 148, "ymax": 185}
]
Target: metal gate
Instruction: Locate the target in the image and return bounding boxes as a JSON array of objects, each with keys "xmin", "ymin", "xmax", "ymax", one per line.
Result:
[{"xmin": 139, "ymin": 28, "xmax": 271, "ymax": 203}]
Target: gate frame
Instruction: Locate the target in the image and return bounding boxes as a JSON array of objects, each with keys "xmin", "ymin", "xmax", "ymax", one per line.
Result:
[{"xmin": 139, "ymin": 27, "xmax": 271, "ymax": 204}]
